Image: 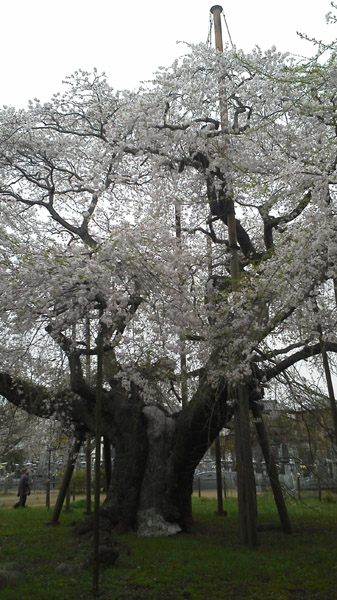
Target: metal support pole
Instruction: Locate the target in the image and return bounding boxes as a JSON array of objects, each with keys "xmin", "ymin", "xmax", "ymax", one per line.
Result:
[
  {"xmin": 46, "ymin": 449, "xmax": 51, "ymax": 510},
  {"xmin": 85, "ymin": 318, "xmax": 92, "ymax": 515},
  {"xmin": 85, "ymin": 435, "xmax": 92, "ymax": 514},
  {"xmin": 93, "ymin": 308, "xmax": 104, "ymax": 596},
  {"xmin": 211, "ymin": 6, "xmax": 224, "ymax": 52},
  {"xmin": 103, "ymin": 437, "xmax": 112, "ymax": 493},
  {"xmin": 215, "ymin": 436, "xmax": 226, "ymax": 516}
]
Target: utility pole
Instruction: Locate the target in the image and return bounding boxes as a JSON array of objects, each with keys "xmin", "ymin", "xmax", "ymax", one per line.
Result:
[{"xmin": 211, "ymin": 4, "xmax": 257, "ymax": 548}]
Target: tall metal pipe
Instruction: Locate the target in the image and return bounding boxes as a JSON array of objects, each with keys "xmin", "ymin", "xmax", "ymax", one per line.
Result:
[
  {"xmin": 211, "ymin": 3, "xmax": 257, "ymax": 548},
  {"xmin": 210, "ymin": 6, "xmax": 224, "ymax": 52}
]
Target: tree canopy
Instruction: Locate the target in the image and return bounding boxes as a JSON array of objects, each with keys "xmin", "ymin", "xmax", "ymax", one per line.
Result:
[{"xmin": 0, "ymin": 13, "xmax": 336, "ymax": 533}]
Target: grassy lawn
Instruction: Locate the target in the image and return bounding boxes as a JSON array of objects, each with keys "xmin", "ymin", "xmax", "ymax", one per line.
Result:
[{"xmin": 0, "ymin": 494, "xmax": 337, "ymax": 600}]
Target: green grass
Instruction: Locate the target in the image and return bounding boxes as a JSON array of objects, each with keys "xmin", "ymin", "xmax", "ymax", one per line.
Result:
[{"xmin": 1, "ymin": 494, "xmax": 337, "ymax": 599}]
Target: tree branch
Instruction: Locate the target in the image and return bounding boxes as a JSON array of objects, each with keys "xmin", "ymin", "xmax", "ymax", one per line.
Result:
[
  {"xmin": 262, "ymin": 191, "xmax": 311, "ymax": 250},
  {"xmin": 262, "ymin": 341, "xmax": 337, "ymax": 382}
]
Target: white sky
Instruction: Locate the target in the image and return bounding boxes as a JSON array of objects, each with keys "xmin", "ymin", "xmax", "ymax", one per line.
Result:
[{"xmin": 1, "ymin": 0, "xmax": 335, "ymax": 108}]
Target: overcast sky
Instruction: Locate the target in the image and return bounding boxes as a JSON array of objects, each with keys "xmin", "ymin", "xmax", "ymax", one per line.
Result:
[{"xmin": 1, "ymin": 0, "xmax": 335, "ymax": 108}]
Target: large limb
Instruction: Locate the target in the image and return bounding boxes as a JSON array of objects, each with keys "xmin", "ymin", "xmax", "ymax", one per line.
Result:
[
  {"xmin": 206, "ymin": 169, "xmax": 259, "ymax": 260},
  {"xmin": 261, "ymin": 191, "xmax": 311, "ymax": 250},
  {"xmin": 0, "ymin": 371, "xmax": 75, "ymax": 421},
  {"xmin": 0, "ymin": 332, "xmax": 98, "ymax": 440},
  {"xmin": 181, "ymin": 150, "xmax": 260, "ymax": 261},
  {"xmin": 261, "ymin": 341, "xmax": 337, "ymax": 382},
  {"xmin": 0, "ymin": 370, "xmax": 89, "ymax": 525},
  {"xmin": 163, "ymin": 371, "xmax": 233, "ymax": 528},
  {"xmin": 1, "ymin": 175, "xmax": 98, "ymax": 248}
]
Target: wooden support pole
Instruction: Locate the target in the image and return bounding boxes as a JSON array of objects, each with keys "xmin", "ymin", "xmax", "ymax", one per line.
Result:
[
  {"xmin": 251, "ymin": 401, "xmax": 292, "ymax": 534},
  {"xmin": 46, "ymin": 434, "xmax": 84, "ymax": 525},
  {"xmin": 65, "ymin": 483, "xmax": 71, "ymax": 511},
  {"xmin": 320, "ymin": 338, "xmax": 337, "ymax": 447}
]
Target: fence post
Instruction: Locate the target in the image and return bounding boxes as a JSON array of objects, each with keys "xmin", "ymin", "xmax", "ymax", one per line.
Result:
[
  {"xmin": 65, "ymin": 483, "xmax": 71, "ymax": 511},
  {"xmin": 46, "ymin": 478, "xmax": 50, "ymax": 510},
  {"xmin": 318, "ymin": 478, "xmax": 322, "ymax": 501}
]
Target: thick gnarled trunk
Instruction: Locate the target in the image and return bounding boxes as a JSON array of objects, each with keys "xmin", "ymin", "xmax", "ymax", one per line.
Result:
[
  {"xmin": 100, "ymin": 402, "xmax": 208, "ymax": 535},
  {"xmin": 100, "ymin": 375, "xmax": 231, "ymax": 535},
  {"xmin": 99, "ymin": 400, "xmax": 148, "ymax": 532},
  {"xmin": 0, "ymin": 370, "xmax": 230, "ymax": 535},
  {"xmin": 136, "ymin": 406, "xmax": 182, "ymax": 536},
  {"xmin": 92, "ymin": 372, "xmax": 231, "ymax": 535}
]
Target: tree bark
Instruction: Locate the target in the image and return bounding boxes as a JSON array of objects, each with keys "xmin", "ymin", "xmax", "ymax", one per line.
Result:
[{"xmin": 98, "ymin": 371, "xmax": 231, "ymax": 535}]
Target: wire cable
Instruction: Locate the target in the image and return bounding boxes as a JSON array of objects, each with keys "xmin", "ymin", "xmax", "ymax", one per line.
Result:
[{"xmin": 223, "ymin": 12, "xmax": 234, "ymax": 49}]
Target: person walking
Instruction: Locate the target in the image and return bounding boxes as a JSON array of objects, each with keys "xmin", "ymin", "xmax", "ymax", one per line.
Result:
[{"xmin": 13, "ymin": 468, "xmax": 31, "ymax": 508}]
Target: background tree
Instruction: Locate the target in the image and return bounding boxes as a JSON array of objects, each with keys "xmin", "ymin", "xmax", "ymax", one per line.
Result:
[{"xmin": 0, "ymin": 400, "xmax": 59, "ymax": 473}]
